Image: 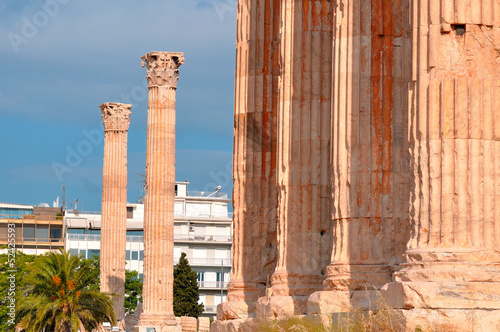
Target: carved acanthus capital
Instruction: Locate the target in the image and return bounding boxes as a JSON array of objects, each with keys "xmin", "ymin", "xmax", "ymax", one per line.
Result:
[
  {"xmin": 141, "ymin": 51, "xmax": 185, "ymax": 88},
  {"xmin": 100, "ymin": 103, "xmax": 132, "ymax": 132}
]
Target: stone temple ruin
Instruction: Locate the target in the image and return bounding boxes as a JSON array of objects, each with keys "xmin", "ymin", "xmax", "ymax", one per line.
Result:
[
  {"xmin": 213, "ymin": 0, "xmax": 500, "ymax": 331},
  {"xmin": 95, "ymin": 1, "xmax": 499, "ymax": 331}
]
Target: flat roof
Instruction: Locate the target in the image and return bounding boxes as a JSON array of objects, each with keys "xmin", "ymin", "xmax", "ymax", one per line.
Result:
[{"xmin": 0, "ymin": 203, "xmax": 34, "ymax": 210}]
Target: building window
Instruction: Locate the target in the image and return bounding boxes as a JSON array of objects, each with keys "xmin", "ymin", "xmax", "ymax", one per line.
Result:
[
  {"xmin": 68, "ymin": 229, "xmax": 85, "ymax": 235},
  {"xmin": 198, "ymin": 272, "xmax": 205, "ymax": 281},
  {"xmin": 23, "ymin": 226, "xmax": 35, "ymax": 241},
  {"xmin": 127, "ymin": 206, "xmax": 134, "ymax": 219},
  {"xmin": 88, "ymin": 229, "xmax": 100, "ymax": 235},
  {"xmin": 78, "ymin": 249, "xmax": 87, "ymax": 258},
  {"xmin": 126, "ymin": 231, "xmax": 143, "ymax": 236},
  {"xmin": 126, "ymin": 250, "xmax": 131, "ymax": 260},
  {"xmin": 175, "ymin": 184, "xmax": 178, "ymax": 196},
  {"xmin": 0, "ymin": 224, "xmax": 8, "ymax": 241},
  {"xmin": 50, "ymin": 227, "xmax": 62, "ymax": 241},
  {"xmin": 88, "ymin": 249, "xmax": 100, "ymax": 258},
  {"xmin": 70, "ymin": 249, "xmax": 78, "ymax": 257},
  {"xmin": 139, "ymin": 250, "xmax": 144, "ymax": 261},
  {"xmin": 36, "ymin": 226, "xmax": 49, "ymax": 242},
  {"xmin": 131, "ymin": 251, "xmax": 139, "ymax": 260}
]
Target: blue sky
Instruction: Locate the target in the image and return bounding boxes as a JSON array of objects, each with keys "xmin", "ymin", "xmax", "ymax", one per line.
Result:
[{"xmin": 0, "ymin": 0, "xmax": 237, "ymax": 211}]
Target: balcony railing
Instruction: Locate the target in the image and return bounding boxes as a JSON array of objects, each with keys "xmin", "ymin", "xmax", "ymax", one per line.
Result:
[
  {"xmin": 198, "ymin": 281, "xmax": 229, "ymax": 289},
  {"xmin": 186, "ymin": 191, "xmax": 228, "ymax": 199},
  {"xmin": 184, "ymin": 257, "xmax": 232, "ymax": 266},
  {"xmin": 174, "ymin": 234, "xmax": 232, "ymax": 243},
  {"xmin": 67, "ymin": 234, "xmax": 101, "ymax": 241},
  {"xmin": 67, "ymin": 234, "xmax": 231, "ymax": 244}
]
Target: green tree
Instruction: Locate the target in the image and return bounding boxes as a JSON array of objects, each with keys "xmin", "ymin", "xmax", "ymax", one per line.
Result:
[
  {"xmin": 15, "ymin": 249, "xmax": 116, "ymax": 332},
  {"xmin": 124, "ymin": 270, "xmax": 143, "ymax": 314},
  {"xmin": 173, "ymin": 252, "xmax": 204, "ymax": 317},
  {"xmin": 82, "ymin": 256, "xmax": 143, "ymax": 314},
  {"xmin": 0, "ymin": 249, "xmax": 36, "ymax": 332}
]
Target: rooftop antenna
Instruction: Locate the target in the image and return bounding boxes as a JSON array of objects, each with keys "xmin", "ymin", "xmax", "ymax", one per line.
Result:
[
  {"xmin": 62, "ymin": 186, "xmax": 66, "ymax": 211},
  {"xmin": 207, "ymin": 185, "xmax": 222, "ymax": 197},
  {"xmin": 137, "ymin": 173, "xmax": 146, "ymax": 203}
]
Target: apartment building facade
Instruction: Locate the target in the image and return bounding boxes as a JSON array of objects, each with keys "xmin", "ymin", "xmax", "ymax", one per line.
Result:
[{"xmin": 64, "ymin": 182, "xmax": 232, "ymax": 318}]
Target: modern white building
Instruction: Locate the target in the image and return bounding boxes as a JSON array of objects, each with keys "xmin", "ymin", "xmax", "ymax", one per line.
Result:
[{"xmin": 64, "ymin": 181, "xmax": 232, "ymax": 318}]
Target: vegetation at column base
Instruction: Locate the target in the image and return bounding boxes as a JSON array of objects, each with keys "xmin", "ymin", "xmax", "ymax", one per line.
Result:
[
  {"xmin": 173, "ymin": 252, "xmax": 204, "ymax": 318},
  {"xmin": 254, "ymin": 313, "xmax": 460, "ymax": 332},
  {"xmin": 81, "ymin": 255, "xmax": 143, "ymax": 315},
  {"xmin": 15, "ymin": 249, "xmax": 116, "ymax": 331},
  {"xmin": 0, "ymin": 249, "xmax": 36, "ymax": 332},
  {"xmin": 254, "ymin": 293, "xmax": 460, "ymax": 332}
]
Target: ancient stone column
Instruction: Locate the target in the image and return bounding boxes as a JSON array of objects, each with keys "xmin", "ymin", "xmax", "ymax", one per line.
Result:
[
  {"xmin": 382, "ymin": 1, "xmax": 500, "ymax": 329},
  {"xmin": 255, "ymin": 0, "xmax": 335, "ymax": 316},
  {"xmin": 307, "ymin": 0, "xmax": 412, "ymax": 314},
  {"xmin": 136, "ymin": 52, "xmax": 184, "ymax": 332},
  {"xmin": 217, "ymin": 0, "xmax": 281, "ymax": 321},
  {"xmin": 100, "ymin": 102, "xmax": 132, "ymax": 322}
]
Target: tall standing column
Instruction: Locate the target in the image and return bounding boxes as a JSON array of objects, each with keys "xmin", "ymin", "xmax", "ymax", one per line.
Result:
[
  {"xmin": 218, "ymin": 0, "xmax": 281, "ymax": 321},
  {"xmin": 307, "ymin": 0, "xmax": 412, "ymax": 314},
  {"xmin": 263, "ymin": 0, "xmax": 334, "ymax": 310},
  {"xmin": 383, "ymin": 0, "xmax": 500, "ymax": 327},
  {"xmin": 136, "ymin": 52, "xmax": 183, "ymax": 332},
  {"xmin": 100, "ymin": 102, "xmax": 132, "ymax": 322}
]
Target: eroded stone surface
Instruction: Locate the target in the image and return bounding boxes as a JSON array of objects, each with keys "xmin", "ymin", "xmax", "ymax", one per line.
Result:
[
  {"xmin": 136, "ymin": 52, "xmax": 183, "ymax": 331},
  {"xmin": 100, "ymin": 102, "xmax": 132, "ymax": 321},
  {"xmin": 220, "ymin": 0, "xmax": 500, "ymax": 329}
]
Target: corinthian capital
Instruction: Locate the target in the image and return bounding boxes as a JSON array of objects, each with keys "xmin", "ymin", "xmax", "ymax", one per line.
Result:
[
  {"xmin": 100, "ymin": 103, "xmax": 132, "ymax": 132},
  {"xmin": 141, "ymin": 51, "xmax": 185, "ymax": 88}
]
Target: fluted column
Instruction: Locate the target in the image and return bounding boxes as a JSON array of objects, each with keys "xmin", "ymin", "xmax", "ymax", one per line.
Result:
[
  {"xmin": 325, "ymin": 0, "xmax": 411, "ymax": 290},
  {"xmin": 137, "ymin": 52, "xmax": 183, "ymax": 331},
  {"xmin": 218, "ymin": 0, "xmax": 281, "ymax": 321},
  {"xmin": 385, "ymin": 0, "xmax": 500, "ymax": 312},
  {"xmin": 100, "ymin": 102, "xmax": 132, "ymax": 321},
  {"xmin": 269, "ymin": 0, "xmax": 334, "ymax": 299}
]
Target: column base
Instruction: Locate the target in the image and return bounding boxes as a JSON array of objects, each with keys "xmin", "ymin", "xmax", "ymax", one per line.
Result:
[
  {"xmin": 381, "ymin": 281, "xmax": 500, "ymax": 310},
  {"xmin": 323, "ymin": 263, "xmax": 393, "ymax": 290},
  {"xmin": 256, "ymin": 295, "xmax": 309, "ymax": 318},
  {"xmin": 306, "ymin": 290, "xmax": 383, "ymax": 315},
  {"xmin": 217, "ymin": 301, "xmax": 256, "ymax": 320},
  {"xmin": 226, "ymin": 281, "xmax": 263, "ymax": 303},
  {"xmin": 270, "ymin": 271, "xmax": 324, "ymax": 296},
  {"xmin": 135, "ymin": 314, "xmax": 180, "ymax": 332}
]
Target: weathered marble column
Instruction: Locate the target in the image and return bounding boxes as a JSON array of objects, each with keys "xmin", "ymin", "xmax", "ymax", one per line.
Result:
[
  {"xmin": 217, "ymin": 0, "xmax": 281, "ymax": 321},
  {"xmin": 383, "ymin": 1, "xmax": 500, "ymax": 328},
  {"xmin": 306, "ymin": 0, "xmax": 412, "ymax": 314},
  {"xmin": 256, "ymin": 0, "xmax": 335, "ymax": 316},
  {"xmin": 136, "ymin": 52, "xmax": 183, "ymax": 332},
  {"xmin": 100, "ymin": 102, "xmax": 132, "ymax": 321}
]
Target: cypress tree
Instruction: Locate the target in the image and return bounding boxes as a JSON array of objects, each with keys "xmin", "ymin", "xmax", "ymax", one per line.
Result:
[{"xmin": 173, "ymin": 252, "xmax": 204, "ymax": 317}]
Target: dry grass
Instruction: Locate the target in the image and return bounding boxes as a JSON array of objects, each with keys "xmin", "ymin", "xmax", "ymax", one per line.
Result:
[{"xmin": 253, "ymin": 294, "xmax": 460, "ymax": 332}]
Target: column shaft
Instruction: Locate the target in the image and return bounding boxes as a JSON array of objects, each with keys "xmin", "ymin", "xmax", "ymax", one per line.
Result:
[
  {"xmin": 271, "ymin": 0, "xmax": 334, "ymax": 297},
  {"xmin": 385, "ymin": 0, "xmax": 500, "ymax": 311},
  {"xmin": 138, "ymin": 52, "xmax": 183, "ymax": 330},
  {"xmin": 227, "ymin": 0, "xmax": 281, "ymax": 305},
  {"xmin": 324, "ymin": 0, "xmax": 411, "ymax": 292},
  {"xmin": 100, "ymin": 102, "xmax": 132, "ymax": 321}
]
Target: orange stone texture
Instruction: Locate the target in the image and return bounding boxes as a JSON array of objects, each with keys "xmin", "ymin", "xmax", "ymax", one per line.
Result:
[
  {"xmin": 214, "ymin": 0, "xmax": 500, "ymax": 331},
  {"xmin": 135, "ymin": 52, "xmax": 184, "ymax": 332},
  {"xmin": 100, "ymin": 102, "xmax": 132, "ymax": 322}
]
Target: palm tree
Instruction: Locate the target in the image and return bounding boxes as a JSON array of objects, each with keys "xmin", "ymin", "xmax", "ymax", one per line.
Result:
[{"xmin": 16, "ymin": 250, "xmax": 116, "ymax": 332}]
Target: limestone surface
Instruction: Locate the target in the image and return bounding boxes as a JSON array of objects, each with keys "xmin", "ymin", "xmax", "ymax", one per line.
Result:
[
  {"xmin": 136, "ymin": 52, "xmax": 184, "ymax": 332},
  {"xmin": 99, "ymin": 102, "xmax": 132, "ymax": 321}
]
